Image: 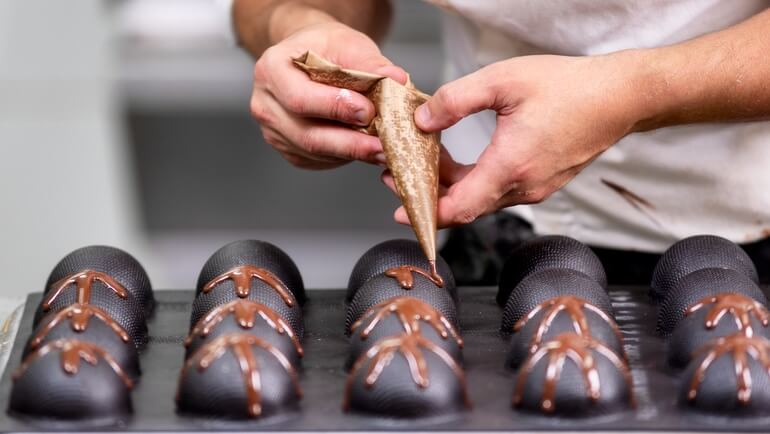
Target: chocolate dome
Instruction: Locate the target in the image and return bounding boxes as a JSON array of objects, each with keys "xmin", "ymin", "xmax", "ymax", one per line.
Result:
[
  {"xmin": 501, "ymin": 269, "xmax": 613, "ymax": 334},
  {"xmin": 507, "ymin": 297, "xmax": 623, "ymax": 369},
  {"xmin": 513, "ymin": 333, "xmax": 633, "ymax": 416},
  {"xmin": 43, "ymin": 245, "xmax": 154, "ymax": 316},
  {"xmin": 346, "ymin": 273, "xmax": 457, "ymax": 335},
  {"xmin": 497, "ymin": 236, "xmax": 606, "ymax": 307},
  {"xmin": 657, "ymin": 268, "xmax": 767, "ymax": 336},
  {"xmin": 196, "ymin": 240, "xmax": 305, "ymax": 305},
  {"xmin": 650, "ymin": 235, "xmax": 758, "ymax": 302},
  {"xmin": 177, "ymin": 334, "xmax": 301, "ymax": 419},
  {"xmin": 9, "ymin": 339, "xmax": 133, "ymax": 421},
  {"xmin": 344, "ymin": 332, "xmax": 469, "ymax": 418},
  {"xmin": 346, "ymin": 239, "xmax": 455, "ymax": 303}
]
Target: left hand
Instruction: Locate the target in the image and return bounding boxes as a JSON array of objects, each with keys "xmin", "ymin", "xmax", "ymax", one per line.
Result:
[{"xmin": 382, "ymin": 52, "xmax": 649, "ymax": 227}]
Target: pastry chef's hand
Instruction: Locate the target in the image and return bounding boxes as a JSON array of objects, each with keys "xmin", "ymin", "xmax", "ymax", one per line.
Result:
[
  {"xmin": 251, "ymin": 21, "xmax": 407, "ymax": 170},
  {"xmin": 397, "ymin": 53, "xmax": 646, "ymax": 227}
]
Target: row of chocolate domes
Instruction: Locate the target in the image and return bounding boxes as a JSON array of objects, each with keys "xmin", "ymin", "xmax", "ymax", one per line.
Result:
[
  {"xmin": 496, "ymin": 236, "xmax": 634, "ymax": 416},
  {"xmin": 9, "ymin": 246, "xmax": 154, "ymax": 421}
]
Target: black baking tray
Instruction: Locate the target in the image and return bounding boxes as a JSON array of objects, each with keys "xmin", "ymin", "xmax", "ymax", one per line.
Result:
[{"xmin": 0, "ymin": 286, "xmax": 768, "ymax": 432}]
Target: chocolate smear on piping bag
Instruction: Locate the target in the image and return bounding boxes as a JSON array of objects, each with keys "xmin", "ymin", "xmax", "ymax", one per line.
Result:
[{"xmin": 293, "ymin": 51, "xmax": 441, "ymax": 284}]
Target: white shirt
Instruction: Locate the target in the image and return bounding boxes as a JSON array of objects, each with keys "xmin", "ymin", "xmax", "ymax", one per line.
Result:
[{"xmin": 430, "ymin": 0, "xmax": 770, "ymax": 252}]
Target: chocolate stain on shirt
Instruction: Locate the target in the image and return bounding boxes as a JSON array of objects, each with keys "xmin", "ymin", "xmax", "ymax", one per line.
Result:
[{"xmin": 600, "ymin": 178, "xmax": 663, "ymax": 229}]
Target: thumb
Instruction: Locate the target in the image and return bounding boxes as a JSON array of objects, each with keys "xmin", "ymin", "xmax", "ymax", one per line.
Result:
[
  {"xmin": 374, "ymin": 64, "xmax": 408, "ymax": 85},
  {"xmin": 414, "ymin": 73, "xmax": 495, "ymax": 132}
]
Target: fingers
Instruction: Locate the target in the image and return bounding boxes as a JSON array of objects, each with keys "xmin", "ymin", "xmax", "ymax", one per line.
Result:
[
  {"xmin": 414, "ymin": 71, "xmax": 497, "ymax": 132},
  {"xmin": 373, "ymin": 64, "xmax": 409, "ymax": 86}
]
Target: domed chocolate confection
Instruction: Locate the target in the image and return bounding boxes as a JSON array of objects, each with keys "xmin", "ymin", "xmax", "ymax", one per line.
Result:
[
  {"xmin": 9, "ymin": 339, "xmax": 133, "ymax": 421},
  {"xmin": 196, "ymin": 240, "xmax": 305, "ymax": 305},
  {"xmin": 344, "ymin": 332, "xmax": 470, "ymax": 418},
  {"xmin": 346, "ymin": 271, "xmax": 458, "ymax": 335},
  {"xmin": 190, "ymin": 276, "xmax": 304, "ymax": 340},
  {"xmin": 513, "ymin": 333, "xmax": 633, "ymax": 416},
  {"xmin": 177, "ymin": 334, "xmax": 302, "ymax": 419},
  {"xmin": 507, "ymin": 295, "xmax": 624, "ymax": 369},
  {"xmin": 33, "ymin": 268, "xmax": 148, "ymax": 349},
  {"xmin": 667, "ymin": 293, "xmax": 770, "ymax": 368},
  {"xmin": 25, "ymin": 310, "xmax": 141, "ymax": 379},
  {"xmin": 347, "ymin": 296, "xmax": 463, "ymax": 370},
  {"xmin": 497, "ymin": 236, "xmax": 606, "ymax": 307},
  {"xmin": 43, "ymin": 245, "xmax": 154, "ymax": 316},
  {"xmin": 679, "ymin": 334, "xmax": 770, "ymax": 415},
  {"xmin": 650, "ymin": 235, "xmax": 758, "ymax": 302},
  {"xmin": 657, "ymin": 267, "xmax": 767, "ymax": 336},
  {"xmin": 185, "ymin": 299, "xmax": 303, "ymax": 365},
  {"xmin": 346, "ymin": 239, "xmax": 455, "ymax": 303},
  {"xmin": 501, "ymin": 269, "xmax": 613, "ymax": 334}
]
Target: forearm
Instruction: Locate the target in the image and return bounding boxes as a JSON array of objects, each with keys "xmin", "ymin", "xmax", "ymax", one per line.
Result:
[
  {"xmin": 630, "ymin": 8, "xmax": 770, "ymax": 131},
  {"xmin": 233, "ymin": 0, "xmax": 392, "ymax": 58}
]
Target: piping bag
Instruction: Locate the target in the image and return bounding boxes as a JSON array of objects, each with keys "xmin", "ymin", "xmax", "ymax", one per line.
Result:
[{"xmin": 293, "ymin": 51, "xmax": 444, "ymax": 286}]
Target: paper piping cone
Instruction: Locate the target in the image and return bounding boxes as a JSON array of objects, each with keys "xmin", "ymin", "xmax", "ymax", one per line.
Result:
[{"xmin": 293, "ymin": 51, "xmax": 441, "ymax": 283}]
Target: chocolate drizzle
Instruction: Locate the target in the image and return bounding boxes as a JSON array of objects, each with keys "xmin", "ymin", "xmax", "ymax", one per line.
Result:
[
  {"xmin": 513, "ymin": 333, "xmax": 633, "ymax": 413},
  {"xmin": 30, "ymin": 304, "xmax": 130, "ymax": 350},
  {"xmin": 384, "ymin": 265, "xmax": 444, "ymax": 289},
  {"xmin": 43, "ymin": 270, "xmax": 128, "ymax": 311},
  {"xmin": 203, "ymin": 265, "xmax": 295, "ymax": 307},
  {"xmin": 185, "ymin": 299, "xmax": 303, "ymax": 356},
  {"xmin": 688, "ymin": 333, "xmax": 770, "ymax": 405},
  {"xmin": 181, "ymin": 334, "xmax": 302, "ymax": 417},
  {"xmin": 14, "ymin": 339, "xmax": 133, "ymax": 388},
  {"xmin": 351, "ymin": 296, "xmax": 462, "ymax": 347},
  {"xmin": 514, "ymin": 296, "xmax": 623, "ymax": 356},
  {"xmin": 686, "ymin": 293, "xmax": 770, "ymax": 336},
  {"xmin": 343, "ymin": 332, "xmax": 470, "ymax": 411}
]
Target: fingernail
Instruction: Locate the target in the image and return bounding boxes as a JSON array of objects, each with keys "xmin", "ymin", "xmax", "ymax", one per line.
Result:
[
  {"xmin": 354, "ymin": 108, "xmax": 370, "ymax": 126},
  {"xmin": 415, "ymin": 105, "xmax": 431, "ymax": 127},
  {"xmin": 374, "ymin": 152, "xmax": 388, "ymax": 166}
]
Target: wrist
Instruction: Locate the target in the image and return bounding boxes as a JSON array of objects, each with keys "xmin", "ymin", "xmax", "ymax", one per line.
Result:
[{"xmin": 268, "ymin": 2, "xmax": 339, "ymax": 44}]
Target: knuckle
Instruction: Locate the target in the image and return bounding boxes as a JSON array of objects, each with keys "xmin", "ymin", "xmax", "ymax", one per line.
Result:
[
  {"xmin": 437, "ymin": 86, "xmax": 462, "ymax": 120},
  {"xmin": 250, "ymin": 100, "xmax": 272, "ymax": 124},
  {"xmin": 283, "ymin": 92, "xmax": 306, "ymax": 114},
  {"xmin": 298, "ymin": 128, "xmax": 320, "ymax": 153}
]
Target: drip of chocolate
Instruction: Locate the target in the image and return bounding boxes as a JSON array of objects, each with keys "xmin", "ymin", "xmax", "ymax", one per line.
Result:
[
  {"xmin": 14, "ymin": 339, "xmax": 133, "ymax": 388},
  {"xmin": 185, "ymin": 299, "xmax": 303, "ymax": 356},
  {"xmin": 512, "ymin": 333, "xmax": 633, "ymax": 413},
  {"xmin": 180, "ymin": 334, "xmax": 302, "ymax": 418},
  {"xmin": 686, "ymin": 293, "xmax": 770, "ymax": 337},
  {"xmin": 351, "ymin": 296, "xmax": 462, "ymax": 347},
  {"xmin": 343, "ymin": 332, "xmax": 470, "ymax": 411},
  {"xmin": 203, "ymin": 265, "xmax": 295, "ymax": 307},
  {"xmin": 384, "ymin": 265, "xmax": 444, "ymax": 289},
  {"xmin": 514, "ymin": 296, "xmax": 623, "ymax": 357},
  {"xmin": 29, "ymin": 304, "xmax": 130, "ymax": 350},
  {"xmin": 43, "ymin": 270, "xmax": 128, "ymax": 311},
  {"xmin": 688, "ymin": 333, "xmax": 770, "ymax": 405}
]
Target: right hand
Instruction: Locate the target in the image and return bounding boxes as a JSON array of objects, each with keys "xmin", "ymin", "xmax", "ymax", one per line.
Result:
[{"xmin": 250, "ymin": 21, "xmax": 407, "ymax": 170}]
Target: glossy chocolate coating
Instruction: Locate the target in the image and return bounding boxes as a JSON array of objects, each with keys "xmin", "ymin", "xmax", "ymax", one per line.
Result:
[
  {"xmin": 346, "ymin": 239, "xmax": 455, "ymax": 303},
  {"xmin": 497, "ymin": 236, "xmax": 606, "ymax": 307},
  {"xmin": 657, "ymin": 268, "xmax": 768, "ymax": 336},
  {"xmin": 650, "ymin": 235, "xmax": 758, "ymax": 302},
  {"xmin": 196, "ymin": 240, "xmax": 305, "ymax": 305}
]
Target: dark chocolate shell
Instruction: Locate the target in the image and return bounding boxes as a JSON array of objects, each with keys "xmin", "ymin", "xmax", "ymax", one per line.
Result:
[
  {"xmin": 657, "ymin": 268, "xmax": 767, "ymax": 336},
  {"xmin": 177, "ymin": 333, "xmax": 301, "ymax": 419},
  {"xmin": 346, "ymin": 273, "xmax": 457, "ymax": 335},
  {"xmin": 346, "ymin": 297, "xmax": 463, "ymax": 370},
  {"xmin": 679, "ymin": 334, "xmax": 770, "ymax": 415},
  {"xmin": 196, "ymin": 240, "xmax": 305, "ymax": 305},
  {"xmin": 667, "ymin": 296, "xmax": 770, "ymax": 368},
  {"xmin": 346, "ymin": 239, "xmax": 455, "ymax": 303},
  {"xmin": 501, "ymin": 269, "xmax": 613, "ymax": 334},
  {"xmin": 185, "ymin": 300, "xmax": 302, "ymax": 365},
  {"xmin": 513, "ymin": 333, "xmax": 633, "ymax": 416},
  {"xmin": 43, "ymin": 245, "xmax": 154, "ymax": 316},
  {"xmin": 507, "ymin": 301, "xmax": 623, "ymax": 369},
  {"xmin": 9, "ymin": 339, "xmax": 133, "ymax": 421},
  {"xmin": 650, "ymin": 235, "xmax": 758, "ymax": 302},
  {"xmin": 497, "ymin": 236, "xmax": 606, "ymax": 307},
  {"xmin": 344, "ymin": 333, "xmax": 469, "ymax": 418},
  {"xmin": 24, "ymin": 311, "xmax": 140, "ymax": 379}
]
